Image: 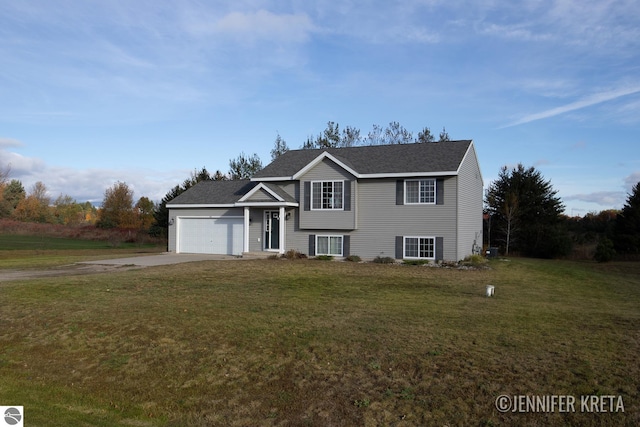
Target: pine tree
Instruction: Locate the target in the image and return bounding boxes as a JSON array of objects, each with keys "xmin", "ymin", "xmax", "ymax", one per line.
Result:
[
  {"xmin": 613, "ymin": 182, "xmax": 640, "ymax": 254},
  {"xmin": 485, "ymin": 164, "xmax": 570, "ymax": 258}
]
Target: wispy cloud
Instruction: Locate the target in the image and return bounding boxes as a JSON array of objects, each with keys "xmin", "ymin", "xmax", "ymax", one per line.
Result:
[
  {"xmin": 1, "ymin": 143, "xmax": 186, "ymax": 202},
  {"xmin": 624, "ymin": 172, "xmax": 640, "ymax": 190},
  {"xmin": 0, "ymin": 138, "xmax": 24, "ymax": 148},
  {"xmin": 501, "ymin": 84, "xmax": 640, "ymax": 128},
  {"xmin": 212, "ymin": 10, "xmax": 314, "ymax": 44},
  {"xmin": 564, "ymin": 191, "xmax": 626, "ymax": 207},
  {"xmin": 570, "ymin": 141, "xmax": 587, "ymax": 150}
]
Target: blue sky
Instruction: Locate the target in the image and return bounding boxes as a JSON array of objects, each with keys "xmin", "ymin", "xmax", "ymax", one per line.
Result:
[{"xmin": 1, "ymin": 0, "xmax": 639, "ymax": 215}]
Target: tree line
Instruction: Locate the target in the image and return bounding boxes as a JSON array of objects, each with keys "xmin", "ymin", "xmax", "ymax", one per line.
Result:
[
  {"xmin": 484, "ymin": 164, "xmax": 640, "ymax": 261},
  {"xmin": 0, "ymin": 172, "xmax": 99, "ymax": 226}
]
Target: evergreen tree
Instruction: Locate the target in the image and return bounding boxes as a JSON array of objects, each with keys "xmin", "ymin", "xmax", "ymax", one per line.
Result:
[
  {"xmin": 485, "ymin": 164, "xmax": 570, "ymax": 258},
  {"xmin": 416, "ymin": 127, "xmax": 435, "ymax": 143},
  {"xmin": 270, "ymin": 133, "xmax": 289, "ymax": 161},
  {"xmin": 228, "ymin": 152, "xmax": 262, "ymax": 180},
  {"xmin": 341, "ymin": 126, "xmax": 362, "ymax": 147},
  {"xmin": 438, "ymin": 127, "xmax": 450, "ymax": 142},
  {"xmin": 0, "ymin": 179, "xmax": 25, "ymax": 218},
  {"xmin": 613, "ymin": 182, "xmax": 640, "ymax": 254},
  {"xmin": 152, "ymin": 167, "xmax": 212, "ymax": 236},
  {"xmin": 384, "ymin": 121, "xmax": 413, "ymax": 144}
]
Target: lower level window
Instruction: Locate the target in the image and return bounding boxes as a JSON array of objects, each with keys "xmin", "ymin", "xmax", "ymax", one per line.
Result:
[
  {"xmin": 316, "ymin": 235, "xmax": 343, "ymax": 256},
  {"xmin": 404, "ymin": 236, "xmax": 435, "ymax": 259}
]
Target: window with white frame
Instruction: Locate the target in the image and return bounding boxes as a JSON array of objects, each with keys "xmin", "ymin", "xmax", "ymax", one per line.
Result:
[
  {"xmin": 312, "ymin": 181, "xmax": 343, "ymax": 210},
  {"xmin": 405, "ymin": 179, "xmax": 436, "ymax": 204},
  {"xmin": 316, "ymin": 235, "xmax": 343, "ymax": 256},
  {"xmin": 404, "ymin": 236, "xmax": 435, "ymax": 259}
]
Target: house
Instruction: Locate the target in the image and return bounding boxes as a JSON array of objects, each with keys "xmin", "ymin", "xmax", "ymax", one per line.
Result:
[{"xmin": 167, "ymin": 140, "xmax": 483, "ymax": 261}]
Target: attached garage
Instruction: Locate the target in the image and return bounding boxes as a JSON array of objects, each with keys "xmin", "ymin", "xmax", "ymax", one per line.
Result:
[{"xmin": 177, "ymin": 217, "xmax": 244, "ymax": 255}]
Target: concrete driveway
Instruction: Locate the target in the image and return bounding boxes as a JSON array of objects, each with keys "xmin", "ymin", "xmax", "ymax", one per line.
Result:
[
  {"xmin": 79, "ymin": 253, "xmax": 240, "ymax": 267},
  {"xmin": 0, "ymin": 253, "xmax": 238, "ymax": 283}
]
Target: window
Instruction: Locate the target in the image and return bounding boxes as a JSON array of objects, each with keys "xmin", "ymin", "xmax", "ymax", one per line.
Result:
[
  {"xmin": 405, "ymin": 179, "xmax": 436, "ymax": 204},
  {"xmin": 316, "ymin": 235, "xmax": 343, "ymax": 256},
  {"xmin": 404, "ymin": 237, "xmax": 435, "ymax": 259},
  {"xmin": 312, "ymin": 181, "xmax": 343, "ymax": 210}
]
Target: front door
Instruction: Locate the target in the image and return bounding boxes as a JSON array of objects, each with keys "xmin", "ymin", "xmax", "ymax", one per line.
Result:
[{"xmin": 264, "ymin": 211, "xmax": 280, "ymax": 250}]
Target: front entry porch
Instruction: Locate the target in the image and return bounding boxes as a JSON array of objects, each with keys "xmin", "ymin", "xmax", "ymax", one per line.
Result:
[
  {"xmin": 236, "ymin": 182, "xmax": 298, "ymax": 256},
  {"xmin": 242, "ymin": 206, "xmax": 287, "ymax": 255}
]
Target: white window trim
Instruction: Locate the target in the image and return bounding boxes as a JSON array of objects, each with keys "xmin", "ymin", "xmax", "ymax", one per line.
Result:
[
  {"xmin": 316, "ymin": 235, "xmax": 344, "ymax": 256},
  {"xmin": 311, "ymin": 180, "xmax": 344, "ymax": 211},
  {"xmin": 404, "ymin": 179, "xmax": 436, "ymax": 205},
  {"xmin": 403, "ymin": 236, "xmax": 436, "ymax": 260}
]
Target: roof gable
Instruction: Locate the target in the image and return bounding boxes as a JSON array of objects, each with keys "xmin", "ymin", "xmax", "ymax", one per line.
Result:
[
  {"xmin": 239, "ymin": 183, "xmax": 284, "ymax": 203},
  {"xmin": 292, "ymin": 151, "xmax": 359, "ymax": 180}
]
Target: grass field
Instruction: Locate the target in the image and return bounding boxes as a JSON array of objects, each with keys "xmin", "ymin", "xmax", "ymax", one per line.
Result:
[
  {"xmin": 0, "ymin": 234, "xmax": 162, "ymax": 251},
  {"xmin": 0, "ymin": 254, "xmax": 638, "ymax": 426},
  {"xmin": 0, "ymin": 234, "xmax": 164, "ymax": 269}
]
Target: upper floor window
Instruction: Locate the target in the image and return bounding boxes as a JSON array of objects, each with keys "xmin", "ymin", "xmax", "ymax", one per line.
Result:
[
  {"xmin": 312, "ymin": 181, "xmax": 343, "ymax": 210},
  {"xmin": 405, "ymin": 179, "xmax": 435, "ymax": 204}
]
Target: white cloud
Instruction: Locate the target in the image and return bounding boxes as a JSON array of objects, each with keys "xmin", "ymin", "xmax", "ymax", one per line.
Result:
[
  {"xmin": 0, "ymin": 144, "xmax": 187, "ymax": 203},
  {"xmin": 479, "ymin": 23, "xmax": 553, "ymax": 42},
  {"xmin": 0, "ymin": 147, "xmax": 45, "ymax": 176},
  {"xmin": 565, "ymin": 172, "xmax": 640, "ymax": 208},
  {"xmin": 0, "ymin": 138, "xmax": 24, "ymax": 148},
  {"xmin": 564, "ymin": 191, "xmax": 626, "ymax": 207},
  {"xmin": 182, "ymin": 9, "xmax": 314, "ymax": 45},
  {"xmin": 624, "ymin": 172, "xmax": 640, "ymax": 190}
]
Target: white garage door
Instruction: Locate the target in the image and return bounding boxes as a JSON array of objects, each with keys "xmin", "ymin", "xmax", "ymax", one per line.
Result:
[{"xmin": 178, "ymin": 217, "xmax": 244, "ymax": 255}]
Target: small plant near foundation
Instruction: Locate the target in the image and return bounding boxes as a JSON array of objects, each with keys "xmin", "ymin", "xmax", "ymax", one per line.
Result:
[
  {"xmin": 402, "ymin": 259, "xmax": 429, "ymax": 266},
  {"xmin": 283, "ymin": 249, "xmax": 307, "ymax": 259},
  {"xmin": 372, "ymin": 256, "xmax": 396, "ymax": 264},
  {"xmin": 461, "ymin": 254, "xmax": 488, "ymax": 267},
  {"xmin": 345, "ymin": 255, "xmax": 361, "ymax": 262},
  {"xmin": 315, "ymin": 255, "xmax": 334, "ymax": 261}
]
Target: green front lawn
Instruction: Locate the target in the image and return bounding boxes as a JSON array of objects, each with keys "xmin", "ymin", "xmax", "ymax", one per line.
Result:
[{"xmin": 0, "ymin": 258, "xmax": 638, "ymax": 426}]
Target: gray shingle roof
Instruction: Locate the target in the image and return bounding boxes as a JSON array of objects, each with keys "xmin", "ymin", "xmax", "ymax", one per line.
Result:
[
  {"xmin": 168, "ymin": 141, "xmax": 474, "ymax": 206},
  {"xmin": 167, "ymin": 180, "xmax": 256, "ymax": 205},
  {"xmin": 253, "ymin": 140, "xmax": 472, "ymax": 178}
]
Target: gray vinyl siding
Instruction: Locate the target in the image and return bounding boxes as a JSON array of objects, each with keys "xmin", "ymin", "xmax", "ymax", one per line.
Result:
[
  {"xmin": 456, "ymin": 144, "xmax": 484, "ymax": 260},
  {"xmin": 246, "ymin": 188, "xmax": 276, "ymax": 202},
  {"xmin": 349, "ymin": 178, "xmax": 458, "ymax": 260},
  {"xmin": 281, "ymin": 177, "xmax": 458, "ymax": 260},
  {"xmin": 298, "ymin": 158, "xmax": 357, "ymax": 230},
  {"xmin": 168, "ymin": 207, "xmax": 244, "ymax": 252},
  {"xmin": 247, "ymin": 208, "xmax": 263, "ymax": 252}
]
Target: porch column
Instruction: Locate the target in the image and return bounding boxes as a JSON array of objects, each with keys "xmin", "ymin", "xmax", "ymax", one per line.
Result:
[
  {"xmin": 243, "ymin": 207, "xmax": 250, "ymax": 254},
  {"xmin": 279, "ymin": 206, "xmax": 285, "ymax": 254}
]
